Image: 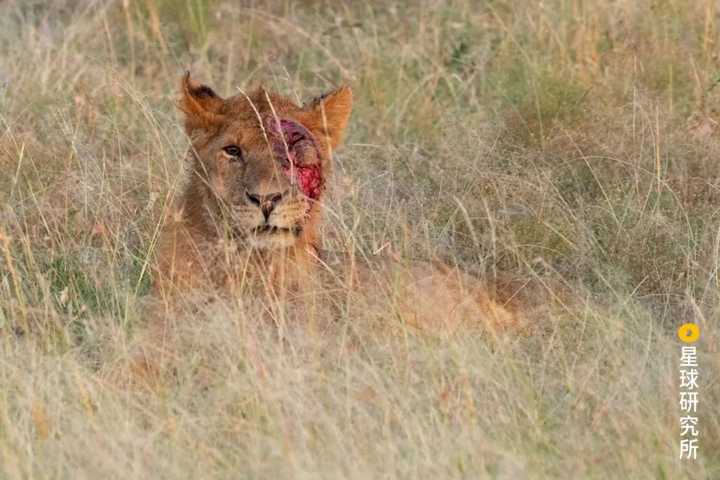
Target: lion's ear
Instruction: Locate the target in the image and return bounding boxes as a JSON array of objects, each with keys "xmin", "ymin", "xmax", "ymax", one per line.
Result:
[
  {"xmin": 179, "ymin": 72, "xmax": 225, "ymax": 134},
  {"xmin": 304, "ymin": 86, "xmax": 353, "ymax": 149}
]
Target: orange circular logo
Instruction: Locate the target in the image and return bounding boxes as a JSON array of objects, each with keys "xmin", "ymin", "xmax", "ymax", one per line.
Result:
[{"xmin": 678, "ymin": 323, "xmax": 700, "ymax": 344}]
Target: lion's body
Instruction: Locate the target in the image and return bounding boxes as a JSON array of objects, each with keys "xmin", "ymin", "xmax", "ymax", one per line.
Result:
[{"xmin": 150, "ymin": 73, "xmax": 522, "ymax": 344}]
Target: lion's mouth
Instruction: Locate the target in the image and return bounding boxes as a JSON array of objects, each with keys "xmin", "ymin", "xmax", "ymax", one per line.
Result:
[
  {"xmin": 234, "ymin": 224, "xmax": 303, "ymax": 250},
  {"xmin": 251, "ymin": 225, "xmax": 302, "ymax": 235},
  {"xmin": 232, "ymin": 224, "xmax": 303, "ymax": 238}
]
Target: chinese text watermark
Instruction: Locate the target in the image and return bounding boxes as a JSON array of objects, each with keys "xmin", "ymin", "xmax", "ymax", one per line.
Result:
[{"xmin": 677, "ymin": 323, "xmax": 700, "ymax": 460}]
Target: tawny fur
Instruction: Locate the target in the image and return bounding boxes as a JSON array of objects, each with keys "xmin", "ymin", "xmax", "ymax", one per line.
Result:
[{"xmin": 145, "ymin": 73, "xmax": 522, "ymax": 362}]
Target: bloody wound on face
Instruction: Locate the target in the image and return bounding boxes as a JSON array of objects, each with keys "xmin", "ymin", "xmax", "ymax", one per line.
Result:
[{"xmin": 265, "ymin": 116, "xmax": 324, "ymax": 201}]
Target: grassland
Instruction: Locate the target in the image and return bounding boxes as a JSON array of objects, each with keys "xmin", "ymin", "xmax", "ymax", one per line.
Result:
[{"xmin": 0, "ymin": 0, "xmax": 718, "ymax": 478}]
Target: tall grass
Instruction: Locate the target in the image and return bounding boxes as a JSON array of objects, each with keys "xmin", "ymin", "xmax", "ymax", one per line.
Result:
[{"xmin": 0, "ymin": 0, "xmax": 718, "ymax": 478}]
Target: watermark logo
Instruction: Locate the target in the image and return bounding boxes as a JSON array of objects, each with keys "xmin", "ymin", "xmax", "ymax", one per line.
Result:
[
  {"xmin": 677, "ymin": 323, "xmax": 700, "ymax": 460},
  {"xmin": 678, "ymin": 323, "xmax": 700, "ymax": 344}
]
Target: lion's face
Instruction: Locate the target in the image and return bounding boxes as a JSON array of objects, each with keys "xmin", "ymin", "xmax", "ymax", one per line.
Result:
[
  {"xmin": 191, "ymin": 111, "xmax": 322, "ymax": 250},
  {"xmin": 179, "ymin": 74, "xmax": 352, "ymax": 250}
]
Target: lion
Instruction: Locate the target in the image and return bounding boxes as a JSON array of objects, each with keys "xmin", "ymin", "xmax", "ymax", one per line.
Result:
[
  {"xmin": 143, "ymin": 72, "xmax": 522, "ymax": 350},
  {"xmin": 117, "ymin": 72, "xmax": 530, "ymax": 386},
  {"xmin": 152, "ymin": 72, "xmax": 351, "ymax": 296}
]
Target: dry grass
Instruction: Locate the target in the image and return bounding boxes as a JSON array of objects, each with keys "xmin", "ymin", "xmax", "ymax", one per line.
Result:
[{"xmin": 0, "ymin": 0, "xmax": 719, "ymax": 478}]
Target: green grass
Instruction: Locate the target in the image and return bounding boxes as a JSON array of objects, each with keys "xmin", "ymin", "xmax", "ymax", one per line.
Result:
[{"xmin": 0, "ymin": 0, "xmax": 719, "ymax": 478}]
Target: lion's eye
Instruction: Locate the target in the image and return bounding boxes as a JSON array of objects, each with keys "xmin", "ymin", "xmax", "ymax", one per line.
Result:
[{"xmin": 222, "ymin": 145, "xmax": 243, "ymax": 160}]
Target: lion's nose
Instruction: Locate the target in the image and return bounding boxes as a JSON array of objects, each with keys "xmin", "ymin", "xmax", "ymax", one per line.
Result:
[{"xmin": 246, "ymin": 190, "xmax": 284, "ymax": 221}]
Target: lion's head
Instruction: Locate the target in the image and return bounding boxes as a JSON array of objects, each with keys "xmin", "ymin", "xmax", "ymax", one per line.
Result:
[{"xmin": 178, "ymin": 72, "xmax": 352, "ymax": 251}]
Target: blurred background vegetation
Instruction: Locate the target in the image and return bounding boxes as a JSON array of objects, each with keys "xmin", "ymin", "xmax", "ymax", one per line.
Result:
[{"xmin": 0, "ymin": 1, "xmax": 718, "ymax": 478}]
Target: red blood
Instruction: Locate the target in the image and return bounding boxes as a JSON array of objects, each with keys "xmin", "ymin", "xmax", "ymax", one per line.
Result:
[
  {"xmin": 265, "ymin": 115, "xmax": 324, "ymax": 201},
  {"xmin": 283, "ymin": 163, "xmax": 323, "ymax": 200},
  {"xmin": 297, "ymin": 165, "xmax": 323, "ymax": 200}
]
